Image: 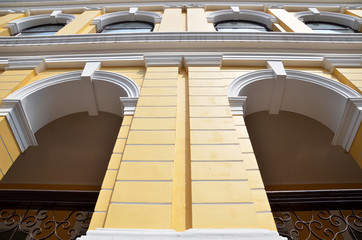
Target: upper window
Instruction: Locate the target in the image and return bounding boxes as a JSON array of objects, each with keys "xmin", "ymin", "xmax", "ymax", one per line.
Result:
[
  {"xmin": 101, "ymin": 21, "xmax": 153, "ymax": 33},
  {"xmin": 215, "ymin": 20, "xmax": 269, "ymax": 32},
  {"xmin": 18, "ymin": 24, "xmax": 64, "ymax": 36},
  {"xmin": 305, "ymin": 21, "xmax": 356, "ymax": 33}
]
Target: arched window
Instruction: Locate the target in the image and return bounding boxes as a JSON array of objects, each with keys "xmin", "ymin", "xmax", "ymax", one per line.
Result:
[
  {"xmin": 215, "ymin": 20, "xmax": 269, "ymax": 32},
  {"xmin": 305, "ymin": 21, "xmax": 356, "ymax": 33},
  {"xmin": 18, "ymin": 24, "xmax": 65, "ymax": 36},
  {"xmin": 101, "ymin": 21, "xmax": 153, "ymax": 33}
]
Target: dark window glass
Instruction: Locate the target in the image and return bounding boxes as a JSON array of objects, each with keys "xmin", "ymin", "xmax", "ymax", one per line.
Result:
[
  {"xmin": 101, "ymin": 21, "xmax": 153, "ymax": 33},
  {"xmin": 306, "ymin": 22, "xmax": 356, "ymax": 33},
  {"xmin": 19, "ymin": 24, "xmax": 64, "ymax": 36},
  {"xmin": 215, "ymin": 21, "xmax": 269, "ymax": 32}
]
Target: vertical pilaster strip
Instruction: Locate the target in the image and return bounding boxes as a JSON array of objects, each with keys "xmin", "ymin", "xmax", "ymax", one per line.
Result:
[
  {"xmin": 188, "ymin": 66, "xmax": 259, "ymax": 229},
  {"xmin": 0, "ymin": 13, "xmax": 26, "ymax": 36},
  {"xmin": 158, "ymin": 8, "xmax": 184, "ymax": 32},
  {"xmin": 103, "ymin": 67, "xmax": 178, "ymax": 229},
  {"xmin": 55, "ymin": 10, "xmax": 101, "ymax": 35},
  {"xmin": 186, "ymin": 8, "xmax": 215, "ymax": 31},
  {"xmin": 267, "ymin": 9, "xmax": 313, "ymax": 33},
  {"xmin": 333, "ymin": 67, "xmax": 362, "ymax": 94},
  {"xmin": 171, "ymin": 69, "xmax": 192, "ymax": 231}
]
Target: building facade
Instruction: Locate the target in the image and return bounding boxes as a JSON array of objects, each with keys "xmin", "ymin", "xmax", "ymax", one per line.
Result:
[{"xmin": 0, "ymin": 0, "xmax": 361, "ymax": 239}]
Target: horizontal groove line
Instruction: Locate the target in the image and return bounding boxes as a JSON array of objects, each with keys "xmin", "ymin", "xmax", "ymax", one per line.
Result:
[
  {"xmin": 246, "ymin": 169, "xmax": 259, "ymax": 171},
  {"xmin": 192, "ymin": 179, "xmax": 247, "ymax": 182},
  {"xmin": 116, "ymin": 180, "xmax": 172, "ymax": 182},
  {"xmin": 126, "ymin": 144, "xmax": 175, "ymax": 146},
  {"xmin": 191, "ymin": 160, "xmax": 243, "ymax": 162},
  {"xmin": 112, "ymin": 153, "xmax": 123, "ymax": 154},
  {"xmin": 191, "ymin": 143, "xmax": 240, "ymax": 146},
  {"xmin": 190, "ymin": 129, "xmax": 236, "ymax": 131},
  {"xmin": 256, "ymin": 211, "xmax": 272, "ymax": 214},
  {"xmin": 94, "ymin": 211, "xmax": 107, "ymax": 213},
  {"xmin": 192, "ymin": 202, "xmax": 253, "ymax": 205},
  {"xmin": 130, "ymin": 129, "xmax": 175, "ymax": 131},
  {"xmin": 111, "ymin": 202, "xmax": 171, "ymax": 205},
  {"xmin": 251, "ymin": 188, "xmax": 265, "ymax": 190},
  {"xmin": 101, "ymin": 188, "xmax": 113, "ymax": 191},
  {"xmin": 135, "ymin": 106, "xmax": 177, "ymax": 108},
  {"xmin": 141, "ymin": 86, "xmax": 177, "ymax": 88},
  {"xmin": 139, "ymin": 95, "xmax": 177, "ymax": 97},
  {"xmin": 121, "ymin": 160, "xmax": 174, "ymax": 162},
  {"xmin": 133, "ymin": 117, "xmax": 176, "ymax": 119}
]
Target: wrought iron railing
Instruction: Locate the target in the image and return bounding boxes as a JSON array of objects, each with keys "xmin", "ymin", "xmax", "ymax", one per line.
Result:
[
  {"xmin": 268, "ymin": 190, "xmax": 362, "ymax": 240},
  {"xmin": 0, "ymin": 189, "xmax": 98, "ymax": 240}
]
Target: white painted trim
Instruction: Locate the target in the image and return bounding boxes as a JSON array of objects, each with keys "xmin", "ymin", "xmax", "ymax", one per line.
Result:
[
  {"xmin": 295, "ymin": 11, "xmax": 362, "ymax": 32},
  {"xmin": 207, "ymin": 9, "xmax": 277, "ymax": 30},
  {"xmin": 91, "ymin": 10, "xmax": 162, "ymax": 32},
  {"xmin": 81, "ymin": 62, "xmax": 102, "ymax": 116},
  {"xmin": 228, "ymin": 96, "xmax": 247, "ymax": 116},
  {"xmin": 1, "ymin": 70, "xmax": 139, "ymax": 152},
  {"xmin": 5, "ymin": 57, "xmax": 46, "ymax": 74},
  {"xmin": 323, "ymin": 56, "xmax": 362, "ymax": 71},
  {"xmin": 267, "ymin": 61, "xmax": 287, "ymax": 114},
  {"xmin": 144, "ymin": 55, "xmax": 182, "ymax": 67},
  {"xmin": 78, "ymin": 228, "xmax": 285, "ymax": 240},
  {"xmin": 120, "ymin": 97, "xmax": 138, "ymax": 115},
  {"xmin": 227, "ymin": 69, "xmax": 362, "ymax": 150},
  {"xmin": 0, "ymin": 99, "xmax": 37, "ymax": 152},
  {"xmin": 6, "ymin": 13, "xmax": 76, "ymax": 35}
]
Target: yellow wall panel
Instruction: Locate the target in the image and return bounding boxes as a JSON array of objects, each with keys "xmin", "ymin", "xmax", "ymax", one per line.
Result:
[
  {"xmin": 94, "ymin": 189, "xmax": 112, "ymax": 212},
  {"xmin": 192, "ymin": 181, "xmax": 252, "ymax": 203},
  {"xmin": 111, "ymin": 182, "xmax": 172, "ymax": 203},
  {"xmin": 189, "ymin": 80, "xmax": 225, "ymax": 87},
  {"xmin": 246, "ymin": 170, "xmax": 266, "ymax": 189},
  {"xmin": 105, "ymin": 204, "xmax": 171, "ymax": 229},
  {"xmin": 190, "ymin": 96, "xmax": 229, "ymax": 106},
  {"xmin": 55, "ymin": 10, "xmax": 101, "ymax": 35},
  {"xmin": 107, "ymin": 154, "xmax": 122, "ymax": 170},
  {"xmin": 117, "ymin": 125, "xmax": 130, "ymax": 139},
  {"xmin": 159, "ymin": 8, "xmax": 183, "ymax": 32},
  {"xmin": 0, "ymin": 28, "xmax": 10, "ymax": 36},
  {"xmin": 190, "ymin": 145, "xmax": 243, "ymax": 160},
  {"xmin": 251, "ymin": 190, "xmax": 272, "ymax": 212},
  {"xmin": 191, "ymin": 162, "xmax": 245, "ymax": 180},
  {"xmin": 0, "ymin": 117, "xmax": 20, "ymax": 161},
  {"xmin": 123, "ymin": 145, "xmax": 175, "ymax": 160},
  {"xmin": 117, "ymin": 162, "xmax": 174, "ymax": 180},
  {"xmin": 191, "ymin": 130, "xmax": 238, "ymax": 144},
  {"xmin": 187, "ymin": 8, "xmax": 215, "ymax": 31},
  {"xmin": 192, "ymin": 204, "xmax": 259, "ymax": 228},
  {"xmin": 142, "ymin": 80, "xmax": 178, "ymax": 87},
  {"xmin": 127, "ymin": 130, "xmax": 175, "ymax": 144},
  {"xmin": 131, "ymin": 118, "xmax": 176, "ymax": 130},
  {"xmin": 0, "ymin": 141, "xmax": 13, "ymax": 176},
  {"xmin": 346, "ymin": 10, "xmax": 362, "ymax": 18},
  {"xmin": 189, "ymin": 87, "xmax": 226, "ymax": 96},
  {"xmin": 137, "ymin": 97, "xmax": 177, "ymax": 106},
  {"xmin": 134, "ymin": 107, "xmax": 177, "ymax": 117},
  {"xmin": 190, "ymin": 117, "xmax": 235, "ymax": 130},
  {"xmin": 144, "ymin": 72, "xmax": 178, "ymax": 79},
  {"xmin": 0, "ymin": 13, "xmax": 26, "ymax": 28},
  {"xmin": 189, "ymin": 106, "xmax": 232, "ymax": 117},
  {"xmin": 88, "ymin": 212, "xmax": 106, "ymax": 230},
  {"xmin": 112, "ymin": 139, "xmax": 126, "ymax": 153},
  {"xmin": 268, "ymin": 9, "xmax": 313, "ymax": 33},
  {"xmin": 140, "ymin": 87, "xmax": 177, "ymax": 96},
  {"xmin": 257, "ymin": 212, "xmax": 278, "ymax": 231},
  {"xmin": 100, "ymin": 170, "xmax": 117, "ymax": 189}
]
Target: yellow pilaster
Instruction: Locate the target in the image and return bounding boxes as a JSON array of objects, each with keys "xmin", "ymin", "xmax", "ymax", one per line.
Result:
[
  {"xmin": 188, "ymin": 66, "xmax": 262, "ymax": 229},
  {"xmin": 55, "ymin": 10, "xmax": 101, "ymax": 35},
  {"xmin": 0, "ymin": 117, "xmax": 21, "ymax": 179},
  {"xmin": 267, "ymin": 9, "xmax": 313, "ymax": 33},
  {"xmin": 346, "ymin": 10, "xmax": 362, "ymax": 19},
  {"xmin": 159, "ymin": 8, "xmax": 184, "ymax": 32},
  {"xmin": 333, "ymin": 67, "xmax": 362, "ymax": 94},
  {"xmin": 186, "ymin": 8, "xmax": 215, "ymax": 31},
  {"xmin": 104, "ymin": 67, "xmax": 179, "ymax": 229},
  {"xmin": 0, "ymin": 69, "xmax": 36, "ymax": 103},
  {"xmin": 0, "ymin": 13, "xmax": 26, "ymax": 36},
  {"xmin": 171, "ymin": 69, "xmax": 192, "ymax": 231},
  {"xmin": 88, "ymin": 115, "xmax": 133, "ymax": 230}
]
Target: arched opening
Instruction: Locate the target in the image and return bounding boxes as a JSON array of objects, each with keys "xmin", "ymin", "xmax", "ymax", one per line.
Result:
[{"xmin": 0, "ymin": 111, "xmax": 122, "ymax": 190}]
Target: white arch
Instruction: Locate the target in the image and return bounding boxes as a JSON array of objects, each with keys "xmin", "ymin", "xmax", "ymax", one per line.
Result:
[
  {"xmin": 6, "ymin": 13, "xmax": 75, "ymax": 35},
  {"xmin": 91, "ymin": 10, "xmax": 162, "ymax": 32},
  {"xmin": 207, "ymin": 9, "xmax": 277, "ymax": 30},
  {"xmin": 0, "ymin": 71, "xmax": 140, "ymax": 152},
  {"xmin": 228, "ymin": 69, "xmax": 362, "ymax": 151},
  {"xmin": 295, "ymin": 11, "xmax": 362, "ymax": 32}
]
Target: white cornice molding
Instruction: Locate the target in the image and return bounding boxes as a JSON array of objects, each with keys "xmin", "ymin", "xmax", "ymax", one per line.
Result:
[
  {"xmin": 323, "ymin": 56, "xmax": 362, "ymax": 71},
  {"xmin": 295, "ymin": 10, "xmax": 362, "ymax": 32},
  {"xmin": 5, "ymin": 57, "xmax": 46, "ymax": 74},
  {"xmin": 144, "ymin": 55, "xmax": 183, "ymax": 67},
  {"xmin": 1, "ymin": 32, "xmax": 361, "ymax": 55},
  {"xmin": 119, "ymin": 97, "xmax": 138, "ymax": 115},
  {"xmin": 0, "ymin": 99, "xmax": 37, "ymax": 152},
  {"xmin": 78, "ymin": 228, "xmax": 285, "ymax": 240},
  {"xmin": 184, "ymin": 55, "xmax": 222, "ymax": 67},
  {"xmin": 6, "ymin": 13, "xmax": 76, "ymax": 35},
  {"xmin": 228, "ymin": 96, "xmax": 247, "ymax": 116},
  {"xmin": 91, "ymin": 10, "xmax": 162, "ymax": 32},
  {"xmin": 207, "ymin": 9, "xmax": 277, "ymax": 30}
]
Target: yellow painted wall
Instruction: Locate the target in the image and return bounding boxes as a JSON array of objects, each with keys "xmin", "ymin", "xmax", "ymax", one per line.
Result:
[
  {"xmin": 0, "ymin": 13, "xmax": 26, "ymax": 36},
  {"xmin": 55, "ymin": 10, "xmax": 101, "ymax": 35},
  {"xmin": 187, "ymin": 8, "xmax": 214, "ymax": 31},
  {"xmin": 158, "ymin": 8, "xmax": 184, "ymax": 32},
  {"xmin": 0, "ymin": 117, "xmax": 21, "ymax": 179},
  {"xmin": 268, "ymin": 9, "xmax": 313, "ymax": 33},
  {"xmin": 334, "ymin": 67, "xmax": 362, "ymax": 94}
]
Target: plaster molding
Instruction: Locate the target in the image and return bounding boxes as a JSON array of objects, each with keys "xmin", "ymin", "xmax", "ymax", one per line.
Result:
[
  {"xmin": 1, "ymin": 32, "xmax": 361, "ymax": 55},
  {"xmin": 81, "ymin": 62, "xmax": 102, "ymax": 116},
  {"xmin": 119, "ymin": 97, "xmax": 138, "ymax": 115},
  {"xmin": 228, "ymin": 96, "xmax": 247, "ymax": 116},
  {"xmin": 323, "ymin": 56, "xmax": 362, "ymax": 71},
  {"xmin": 78, "ymin": 228, "xmax": 285, "ymax": 240},
  {"xmin": 144, "ymin": 55, "xmax": 182, "ymax": 67},
  {"xmin": 295, "ymin": 11, "xmax": 362, "ymax": 32},
  {"xmin": 91, "ymin": 10, "xmax": 162, "ymax": 32},
  {"xmin": 5, "ymin": 57, "xmax": 46, "ymax": 74},
  {"xmin": 2, "ymin": 70, "xmax": 139, "ymax": 152},
  {"xmin": 184, "ymin": 55, "xmax": 222, "ymax": 67},
  {"xmin": 333, "ymin": 98, "xmax": 362, "ymax": 150},
  {"xmin": 6, "ymin": 13, "xmax": 76, "ymax": 35},
  {"xmin": 267, "ymin": 61, "xmax": 287, "ymax": 114},
  {"xmin": 207, "ymin": 9, "xmax": 277, "ymax": 30},
  {"xmin": 0, "ymin": 99, "xmax": 37, "ymax": 152}
]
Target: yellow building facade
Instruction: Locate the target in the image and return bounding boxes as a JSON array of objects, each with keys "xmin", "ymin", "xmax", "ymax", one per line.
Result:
[{"xmin": 0, "ymin": 0, "xmax": 361, "ymax": 239}]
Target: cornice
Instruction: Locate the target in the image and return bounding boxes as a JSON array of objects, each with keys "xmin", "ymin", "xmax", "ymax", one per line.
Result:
[{"xmin": 0, "ymin": 32, "xmax": 361, "ymax": 56}]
